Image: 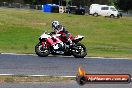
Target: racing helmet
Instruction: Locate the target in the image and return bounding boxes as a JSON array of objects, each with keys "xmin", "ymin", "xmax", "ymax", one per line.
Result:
[
  {"xmin": 56, "ymin": 25, "xmax": 63, "ymax": 32},
  {"xmin": 52, "ymin": 21, "xmax": 60, "ymax": 30}
]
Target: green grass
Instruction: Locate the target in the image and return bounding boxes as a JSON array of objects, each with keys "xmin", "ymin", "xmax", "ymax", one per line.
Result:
[{"xmin": 0, "ymin": 8, "xmax": 132, "ymax": 58}]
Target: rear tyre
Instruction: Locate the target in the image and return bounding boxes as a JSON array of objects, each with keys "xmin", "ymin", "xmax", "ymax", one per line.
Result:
[
  {"xmin": 72, "ymin": 43, "xmax": 87, "ymax": 58},
  {"xmin": 110, "ymin": 14, "xmax": 115, "ymax": 18},
  {"xmin": 93, "ymin": 13, "xmax": 98, "ymax": 17},
  {"xmin": 35, "ymin": 43, "xmax": 50, "ymax": 57}
]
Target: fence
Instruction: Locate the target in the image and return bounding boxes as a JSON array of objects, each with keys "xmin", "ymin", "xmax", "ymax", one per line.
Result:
[{"xmin": 0, "ymin": 2, "xmax": 42, "ymax": 10}]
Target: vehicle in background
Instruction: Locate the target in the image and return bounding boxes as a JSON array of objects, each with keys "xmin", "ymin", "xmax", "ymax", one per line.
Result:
[
  {"xmin": 89, "ymin": 4, "xmax": 121, "ymax": 18},
  {"xmin": 66, "ymin": 6, "xmax": 85, "ymax": 15}
]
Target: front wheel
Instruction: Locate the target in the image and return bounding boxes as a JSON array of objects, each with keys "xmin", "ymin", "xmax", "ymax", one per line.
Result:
[
  {"xmin": 110, "ymin": 14, "xmax": 115, "ymax": 18},
  {"xmin": 35, "ymin": 42, "xmax": 50, "ymax": 57},
  {"xmin": 72, "ymin": 43, "xmax": 87, "ymax": 58}
]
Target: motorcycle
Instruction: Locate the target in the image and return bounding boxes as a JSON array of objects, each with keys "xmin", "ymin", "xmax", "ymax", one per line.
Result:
[{"xmin": 35, "ymin": 32, "xmax": 87, "ymax": 58}]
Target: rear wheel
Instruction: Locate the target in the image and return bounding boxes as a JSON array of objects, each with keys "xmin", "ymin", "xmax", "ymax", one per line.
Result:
[
  {"xmin": 72, "ymin": 43, "xmax": 87, "ymax": 58},
  {"xmin": 110, "ymin": 14, "xmax": 115, "ymax": 18},
  {"xmin": 93, "ymin": 13, "xmax": 98, "ymax": 17},
  {"xmin": 35, "ymin": 43, "xmax": 50, "ymax": 57}
]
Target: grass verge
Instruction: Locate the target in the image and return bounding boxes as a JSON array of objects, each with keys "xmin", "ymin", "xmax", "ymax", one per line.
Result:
[
  {"xmin": 0, "ymin": 8, "xmax": 132, "ymax": 58},
  {"xmin": 0, "ymin": 75, "xmax": 75, "ymax": 83}
]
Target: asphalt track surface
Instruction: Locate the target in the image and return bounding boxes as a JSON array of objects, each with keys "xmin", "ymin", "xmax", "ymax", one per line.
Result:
[
  {"xmin": 0, "ymin": 54, "xmax": 132, "ymax": 88},
  {"xmin": 0, "ymin": 81, "xmax": 132, "ymax": 88},
  {"xmin": 0, "ymin": 54, "xmax": 132, "ymax": 76}
]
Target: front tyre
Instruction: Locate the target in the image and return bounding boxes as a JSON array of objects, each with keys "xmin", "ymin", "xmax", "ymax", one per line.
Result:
[
  {"xmin": 110, "ymin": 14, "xmax": 115, "ymax": 18},
  {"xmin": 72, "ymin": 43, "xmax": 87, "ymax": 58},
  {"xmin": 35, "ymin": 42, "xmax": 50, "ymax": 57}
]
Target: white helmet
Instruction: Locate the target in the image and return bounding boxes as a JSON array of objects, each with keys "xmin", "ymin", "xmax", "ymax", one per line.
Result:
[{"xmin": 52, "ymin": 21, "xmax": 60, "ymax": 30}]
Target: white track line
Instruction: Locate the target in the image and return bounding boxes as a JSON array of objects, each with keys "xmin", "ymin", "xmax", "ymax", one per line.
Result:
[
  {"xmin": 1, "ymin": 53, "xmax": 132, "ymax": 60},
  {"xmin": 1, "ymin": 53, "xmax": 36, "ymax": 56},
  {"xmin": 0, "ymin": 74, "xmax": 14, "ymax": 76},
  {"xmin": 56, "ymin": 76, "xmax": 76, "ymax": 78},
  {"xmin": 0, "ymin": 74, "xmax": 76, "ymax": 78},
  {"xmin": 0, "ymin": 74, "xmax": 131, "ymax": 79}
]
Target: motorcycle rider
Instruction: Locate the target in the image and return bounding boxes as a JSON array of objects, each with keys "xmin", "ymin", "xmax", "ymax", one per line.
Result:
[{"xmin": 51, "ymin": 21, "xmax": 73, "ymax": 47}]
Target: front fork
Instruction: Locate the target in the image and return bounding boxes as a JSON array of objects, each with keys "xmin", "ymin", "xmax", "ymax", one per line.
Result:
[
  {"xmin": 41, "ymin": 42, "xmax": 45, "ymax": 47},
  {"xmin": 40, "ymin": 42, "xmax": 46, "ymax": 51},
  {"xmin": 41, "ymin": 41, "xmax": 49, "ymax": 49}
]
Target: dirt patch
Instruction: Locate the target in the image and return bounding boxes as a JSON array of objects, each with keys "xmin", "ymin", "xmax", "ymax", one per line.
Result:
[{"xmin": 0, "ymin": 75, "xmax": 75, "ymax": 83}]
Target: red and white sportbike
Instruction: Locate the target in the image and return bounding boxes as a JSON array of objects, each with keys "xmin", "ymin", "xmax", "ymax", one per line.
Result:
[{"xmin": 35, "ymin": 32, "xmax": 87, "ymax": 58}]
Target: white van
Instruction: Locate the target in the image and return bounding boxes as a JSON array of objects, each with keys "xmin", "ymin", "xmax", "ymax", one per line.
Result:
[{"xmin": 89, "ymin": 4, "xmax": 120, "ymax": 18}]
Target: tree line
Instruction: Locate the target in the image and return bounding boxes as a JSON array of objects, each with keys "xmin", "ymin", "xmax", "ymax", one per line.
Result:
[{"xmin": 0, "ymin": 0, "xmax": 132, "ymax": 11}]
